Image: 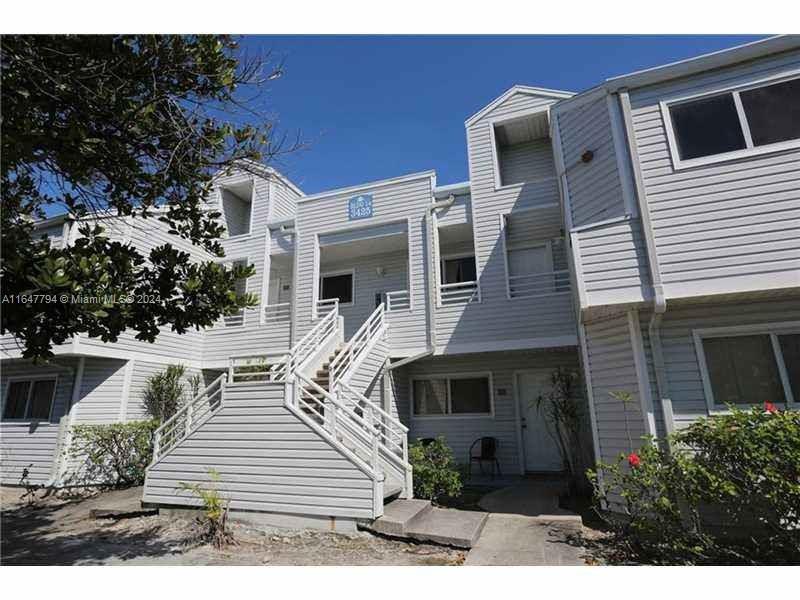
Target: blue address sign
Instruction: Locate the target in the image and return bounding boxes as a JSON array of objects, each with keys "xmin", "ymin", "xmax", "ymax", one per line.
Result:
[{"xmin": 348, "ymin": 194, "xmax": 373, "ymax": 220}]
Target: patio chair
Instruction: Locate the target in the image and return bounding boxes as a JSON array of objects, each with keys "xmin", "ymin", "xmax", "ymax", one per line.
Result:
[{"xmin": 467, "ymin": 436, "xmax": 502, "ymax": 478}]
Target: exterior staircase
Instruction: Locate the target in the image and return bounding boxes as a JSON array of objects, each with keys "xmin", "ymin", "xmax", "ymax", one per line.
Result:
[{"xmin": 298, "ymin": 346, "xmax": 342, "ymax": 423}]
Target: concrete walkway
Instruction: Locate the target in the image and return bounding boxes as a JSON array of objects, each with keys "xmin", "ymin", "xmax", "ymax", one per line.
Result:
[
  {"xmin": 466, "ymin": 478, "xmax": 588, "ymax": 565},
  {"xmin": 465, "ymin": 513, "xmax": 585, "ymax": 565}
]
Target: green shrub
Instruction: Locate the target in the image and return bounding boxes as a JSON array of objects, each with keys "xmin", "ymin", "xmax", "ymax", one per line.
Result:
[
  {"xmin": 409, "ymin": 436, "xmax": 462, "ymax": 504},
  {"xmin": 142, "ymin": 364, "xmax": 186, "ymax": 422},
  {"xmin": 589, "ymin": 405, "xmax": 800, "ymax": 564},
  {"xmin": 69, "ymin": 420, "xmax": 158, "ymax": 487}
]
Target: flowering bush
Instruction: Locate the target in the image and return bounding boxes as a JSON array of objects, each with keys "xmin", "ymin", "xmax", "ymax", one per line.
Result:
[{"xmin": 588, "ymin": 405, "xmax": 800, "ymax": 564}]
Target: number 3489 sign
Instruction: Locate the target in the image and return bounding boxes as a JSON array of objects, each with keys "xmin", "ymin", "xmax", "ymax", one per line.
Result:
[{"xmin": 348, "ymin": 194, "xmax": 373, "ymax": 220}]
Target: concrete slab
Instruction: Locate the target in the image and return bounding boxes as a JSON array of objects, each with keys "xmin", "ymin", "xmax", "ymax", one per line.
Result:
[
  {"xmin": 367, "ymin": 499, "xmax": 431, "ymax": 536},
  {"xmin": 478, "ymin": 478, "xmax": 578, "ymax": 519},
  {"xmin": 465, "ymin": 513, "xmax": 586, "ymax": 566},
  {"xmin": 405, "ymin": 507, "xmax": 488, "ymax": 549}
]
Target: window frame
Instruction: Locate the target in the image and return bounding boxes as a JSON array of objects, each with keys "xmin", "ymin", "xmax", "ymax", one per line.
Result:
[
  {"xmin": 2, "ymin": 375, "xmax": 58, "ymax": 422},
  {"xmin": 319, "ymin": 268, "xmax": 356, "ymax": 307},
  {"xmin": 439, "ymin": 252, "xmax": 478, "ymax": 286},
  {"xmin": 693, "ymin": 321, "xmax": 800, "ymax": 413},
  {"xmin": 660, "ymin": 71, "xmax": 800, "ymax": 170},
  {"xmin": 410, "ymin": 372, "xmax": 495, "ymax": 420}
]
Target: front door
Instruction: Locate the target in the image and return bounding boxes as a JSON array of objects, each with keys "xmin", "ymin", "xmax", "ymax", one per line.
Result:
[{"xmin": 516, "ymin": 370, "xmax": 563, "ymax": 472}]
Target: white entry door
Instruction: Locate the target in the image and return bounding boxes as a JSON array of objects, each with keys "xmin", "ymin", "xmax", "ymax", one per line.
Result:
[{"xmin": 516, "ymin": 370, "xmax": 563, "ymax": 472}]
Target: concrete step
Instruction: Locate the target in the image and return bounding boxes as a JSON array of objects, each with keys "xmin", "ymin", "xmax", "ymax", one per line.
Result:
[{"xmin": 366, "ymin": 499, "xmax": 487, "ymax": 548}]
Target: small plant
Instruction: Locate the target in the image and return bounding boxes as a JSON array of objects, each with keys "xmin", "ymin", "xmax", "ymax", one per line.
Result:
[
  {"xmin": 535, "ymin": 367, "xmax": 586, "ymax": 492},
  {"xmin": 234, "ymin": 357, "xmax": 271, "ymax": 382},
  {"xmin": 409, "ymin": 436, "xmax": 462, "ymax": 504},
  {"xmin": 68, "ymin": 420, "xmax": 158, "ymax": 487},
  {"xmin": 180, "ymin": 468, "xmax": 236, "ymax": 549},
  {"xmin": 142, "ymin": 364, "xmax": 187, "ymax": 422},
  {"xmin": 18, "ymin": 465, "xmax": 42, "ymax": 505},
  {"xmin": 589, "ymin": 404, "xmax": 800, "ymax": 564},
  {"xmin": 187, "ymin": 373, "xmax": 203, "ymax": 399}
]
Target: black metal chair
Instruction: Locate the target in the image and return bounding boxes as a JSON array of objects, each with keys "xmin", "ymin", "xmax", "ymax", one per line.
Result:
[{"xmin": 467, "ymin": 436, "xmax": 501, "ymax": 478}]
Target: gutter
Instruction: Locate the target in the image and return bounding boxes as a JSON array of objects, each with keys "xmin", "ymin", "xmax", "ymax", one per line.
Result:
[{"xmin": 617, "ymin": 89, "xmax": 674, "ymax": 443}]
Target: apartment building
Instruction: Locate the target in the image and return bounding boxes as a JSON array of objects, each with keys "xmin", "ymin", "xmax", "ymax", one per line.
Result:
[{"xmin": 2, "ymin": 35, "xmax": 798, "ymax": 529}]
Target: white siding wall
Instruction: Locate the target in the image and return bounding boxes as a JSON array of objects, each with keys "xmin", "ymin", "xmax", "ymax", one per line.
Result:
[
  {"xmin": 144, "ymin": 382, "xmax": 376, "ymax": 519},
  {"xmin": 499, "ymin": 139, "xmax": 556, "ymax": 187},
  {"xmin": 629, "ymin": 49, "xmax": 800, "ymax": 298},
  {"xmin": 583, "ymin": 313, "xmax": 648, "ymax": 463},
  {"xmin": 0, "ymin": 359, "xmax": 77, "ymax": 485},
  {"xmin": 401, "ymin": 349, "xmax": 581, "ymax": 474},
  {"xmin": 294, "ymin": 175, "xmax": 434, "ymax": 354},
  {"xmin": 449, "ymin": 90, "xmax": 576, "ymax": 353}
]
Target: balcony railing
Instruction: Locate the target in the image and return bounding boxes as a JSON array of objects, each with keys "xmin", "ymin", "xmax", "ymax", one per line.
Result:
[
  {"xmin": 386, "ymin": 289, "xmax": 410, "ymax": 311},
  {"xmin": 263, "ymin": 302, "xmax": 291, "ymax": 324},
  {"xmin": 315, "ymin": 297, "xmax": 339, "ymax": 319},
  {"xmin": 508, "ymin": 269, "xmax": 571, "ymax": 299},
  {"xmin": 439, "ymin": 280, "xmax": 480, "ymax": 306}
]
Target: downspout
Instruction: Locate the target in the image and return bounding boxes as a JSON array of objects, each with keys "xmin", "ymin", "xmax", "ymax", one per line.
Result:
[
  {"xmin": 617, "ymin": 89, "xmax": 674, "ymax": 442},
  {"xmin": 424, "ymin": 191, "xmax": 454, "ymax": 354}
]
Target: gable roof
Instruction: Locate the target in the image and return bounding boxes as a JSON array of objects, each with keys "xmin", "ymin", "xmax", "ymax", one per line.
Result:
[{"xmin": 464, "ymin": 85, "xmax": 574, "ymax": 128}]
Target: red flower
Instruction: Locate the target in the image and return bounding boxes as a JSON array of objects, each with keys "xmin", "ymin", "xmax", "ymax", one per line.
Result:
[
  {"xmin": 765, "ymin": 401, "xmax": 778, "ymax": 414},
  {"xmin": 627, "ymin": 453, "xmax": 641, "ymax": 468}
]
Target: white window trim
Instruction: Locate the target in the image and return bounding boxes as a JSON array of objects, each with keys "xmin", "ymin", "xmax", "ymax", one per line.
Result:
[
  {"xmin": 2, "ymin": 375, "xmax": 59, "ymax": 422},
  {"xmin": 438, "ymin": 252, "xmax": 481, "ymax": 306},
  {"xmin": 218, "ymin": 180, "xmax": 255, "ymax": 239},
  {"xmin": 319, "ymin": 268, "xmax": 356, "ymax": 307},
  {"xmin": 660, "ymin": 70, "xmax": 800, "ymax": 171},
  {"xmin": 692, "ymin": 321, "xmax": 800, "ymax": 413},
  {"xmin": 488, "ymin": 107, "xmax": 551, "ymax": 191},
  {"xmin": 410, "ymin": 372, "xmax": 495, "ymax": 420}
]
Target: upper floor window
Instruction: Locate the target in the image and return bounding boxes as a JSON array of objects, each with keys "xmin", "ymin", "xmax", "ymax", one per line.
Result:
[
  {"xmin": 664, "ymin": 75, "xmax": 800, "ymax": 168},
  {"xmin": 441, "ymin": 255, "xmax": 476, "ymax": 285},
  {"xmin": 320, "ymin": 271, "xmax": 354, "ymax": 305},
  {"xmin": 696, "ymin": 325, "xmax": 799, "ymax": 410},
  {"xmin": 3, "ymin": 379, "xmax": 57, "ymax": 421}
]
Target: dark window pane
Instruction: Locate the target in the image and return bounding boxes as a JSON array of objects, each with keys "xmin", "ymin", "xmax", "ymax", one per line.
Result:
[
  {"xmin": 703, "ymin": 335, "xmax": 784, "ymax": 405},
  {"xmin": 778, "ymin": 333, "xmax": 800, "ymax": 400},
  {"xmin": 320, "ymin": 274, "xmax": 353, "ymax": 304},
  {"xmin": 670, "ymin": 94, "xmax": 746, "ymax": 160},
  {"xmin": 413, "ymin": 379, "xmax": 447, "ymax": 415},
  {"xmin": 28, "ymin": 380, "xmax": 55, "ymax": 420},
  {"xmin": 740, "ymin": 78, "xmax": 800, "ymax": 146},
  {"xmin": 442, "ymin": 256, "xmax": 476, "ymax": 284},
  {"xmin": 3, "ymin": 381, "xmax": 30, "ymax": 419},
  {"xmin": 450, "ymin": 378, "xmax": 491, "ymax": 414}
]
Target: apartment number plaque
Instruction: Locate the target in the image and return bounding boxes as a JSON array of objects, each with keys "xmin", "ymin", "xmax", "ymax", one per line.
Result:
[{"xmin": 348, "ymin": 194, "xmax": 373, "ymax": 220}]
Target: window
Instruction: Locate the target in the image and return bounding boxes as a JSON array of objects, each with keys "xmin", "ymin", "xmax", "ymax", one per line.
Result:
[
  {"xmin": 320, "ymin": 271, "xmax": 354, "ymax": 305},
  {"xmin": 3, "ymin": 379, "xmax": 56, "ymax": 420},
  {"xmin": 697, "ymin": 328, "xmax": 799, "ymax": 409},
  {"xmin": 665, "ymin": 75, "xmax": 800, "ymax": 167},
  {"xmin": 412, "ymin": 375, "xmax": 493, "ymax": 417},
  {"xmin": 441, "ymin": 255, "xmax": 476, "ymax": 284}
]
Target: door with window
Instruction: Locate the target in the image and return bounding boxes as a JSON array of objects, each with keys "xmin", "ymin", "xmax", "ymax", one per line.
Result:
[{"xmin": 515, "ymin": 370, "xmax": 563, "ymax": 472}]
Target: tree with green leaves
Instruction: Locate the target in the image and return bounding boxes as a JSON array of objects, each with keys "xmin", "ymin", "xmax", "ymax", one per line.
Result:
[{"xmin": 1, "ymin": 35, "xmax": 300, "ymax": 360}]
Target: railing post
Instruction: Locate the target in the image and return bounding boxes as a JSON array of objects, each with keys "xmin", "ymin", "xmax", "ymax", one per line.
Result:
[
  {"xmin": 185, "ymin": 400, "xmax": 193, "ymax": 437},
  {"xmin": 228, "ymin": 359, "xmax": 235, "ymax": 384},
  {"xmin": 153, "ymin": 431, "xmax": 161, "ymax": 461},
  {"xmin": 368, "ymin": 407, "xmax": 379, "ymax": 473}
]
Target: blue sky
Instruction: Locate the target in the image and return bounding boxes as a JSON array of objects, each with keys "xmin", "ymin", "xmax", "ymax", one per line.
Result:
[{"xmin": 241, "ymin": 35, "xmax": 764, "ymax": 194}]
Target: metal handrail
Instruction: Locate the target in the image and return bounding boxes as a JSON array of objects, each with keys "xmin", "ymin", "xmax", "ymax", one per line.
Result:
[
  {"xmin": 385, "ymin": 289, "xmax": 410, "ymax": 311},
  {"xmin": 439, "ymin": 279, "xmax": 480, "ymax": 304},
  {"xmin": 329, "ymin": 303, "xmax": 385, "ymax": 388},
  {"xmin": 270, "ymin": 300, "xmax": 339, "ymax": 381},
  {"xmin": 508, "ymin": 269, "xmax": 570, "ymax": 298},
  {"xmin": 152, "ymin": 373, "xmax": 227, "ymax": 462}
]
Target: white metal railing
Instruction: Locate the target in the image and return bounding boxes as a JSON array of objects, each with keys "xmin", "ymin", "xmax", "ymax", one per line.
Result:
[
  {"xmin": 228, "ymin": 354, "xmax": 281, "ymax": 384},
  {"xmin": 338, "ymin": 380, "xmax": 410, "ymax": 484},
  {"xmin": 270, "ymin": 300, "xmax": 340, "ymax": 382},
  {"xmin": 294, "ymin": 373, "xmax": 380, "ymax": 477},
  {"xmin": 385, "ymin": 289, "xmax": 410, "ymax": 311},
  {"xmin": 315, "ymin": 297, "xmax": 339, "ymax": 319},
  {"xmin": 263, "ymin": 302, "xmax": 291, "ymax": 323},
  {"xmin": 221, "ymin": 310, "xmax": 245, "ymax": 327},
  {"xmin": 439, "ymin": 280, "xmax": 480, "ymax": 305},
  {"xmin": 508, "ymin": 269, "xmax": 571, "ymax": 299},
  {"xmin": 151, "ymin": 373, "xmax": 226, "ymax": 463},
  {"xmin": 329, "ymin": 303, "xmax": 385, "ymax": 389}
]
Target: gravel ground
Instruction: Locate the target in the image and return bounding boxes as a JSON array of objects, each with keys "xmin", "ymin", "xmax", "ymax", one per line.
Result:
[{"xmin": 0, "ymin": 486, "xmax": 465, "ymax": 566}]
